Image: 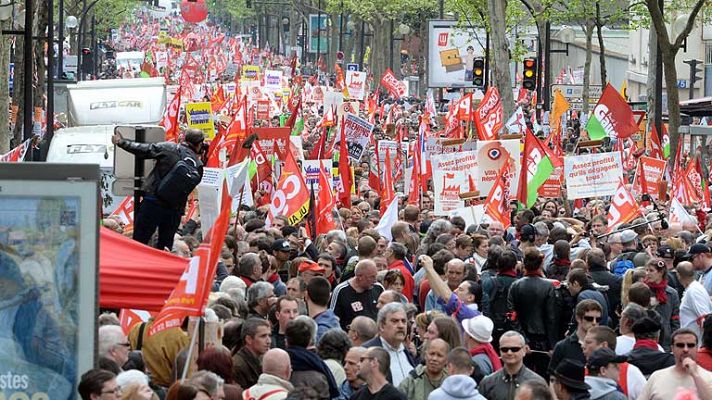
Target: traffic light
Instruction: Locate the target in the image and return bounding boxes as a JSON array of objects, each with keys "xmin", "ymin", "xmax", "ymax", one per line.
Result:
[
  {"xmin": 472, "ymin": 57, "xmax": 485, "ymax": 88},
  {"xmin": 522, "ymin": 57, "xmax": 538, "ymax": 90},
  {"xmin": 81, "ymin": 48, "xmax": 93, "ymax": 75}
]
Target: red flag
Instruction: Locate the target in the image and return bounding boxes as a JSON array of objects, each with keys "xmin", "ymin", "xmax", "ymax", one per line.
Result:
[
  {"xmin": 607, "ymin": 179, "xmax": 643, "ymax": 232},
  {"xmin": 647, "ymin": 125, "xmax": 665, "ymax": 160},
  {"xmin": 160, "ymin": 87, "xmax": 182, "ymax": 142},
  {"xmin": 110, "ymin": 196, "xmax": 135, "ymax": 231},
  {"xmin": 408, "ymin": 140, "xmax": 421, "ymax": 205},
  {"xmin": 334, "ymin": 63, "xmax": 346, "ymax": 91},
  {"xmin": 380, "ymin": 148, "xmax": 395, "ymax": 215},
  {"xmin": 210, "ymin": 85, "xmax": 227, "ymax": 113},
  {"xmin": 338, "ymin": 123, "xmax": 352, "ymax": 208},
  {"xmin": 474, "ymin": 86, "xmax": 503, "ymax": 141},
  {"xmin": 267, "ymin": 149, "xmax": 311, "ymax": 226},
  {"xmin": 308, "ymin": 128, "xmax": 328, "ymax": 160},
  {"xmin": 369, "ymin": 134, "xmax": 381, "ymax": 193},
  {"xmin": 314, "ymin": 161, "xmax": 337, "ymax": 234},
  {"xmin": 516, "ymin": 129, "xmax": 563, "ymax": 207},
  {"xmin": 250, "ymin": 140, "xmax": 273, "ymax": 192},
  {"xmin": 118, "ymin": 309, "xmax": 155, "ymax": 335},
  {"xmin": 380, "ymin": 68, "xmax": 407, "ymax": 98},
  {"xmin": 0, "ymin": 137, "xmax": 31, "ymax": 162},
  {"xmin": 484, "ymin": 159, "xmax": 512, "ymax": 229},
  {"xmin": 286, "ymin": 98, "xmax": 302, "ymax": 129},
  {"xmin": 148, "ymin": 184, "xmax": 232, "ymax": 336}
]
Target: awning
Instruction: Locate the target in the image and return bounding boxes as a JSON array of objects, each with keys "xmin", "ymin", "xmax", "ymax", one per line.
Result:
[
  {"xmin": 680, "ymin": 97, "xmax": 712, "ymax": 117},
  {"xmin": 100, "ymin": 227, "xmax": 187, "ymax": 311}
]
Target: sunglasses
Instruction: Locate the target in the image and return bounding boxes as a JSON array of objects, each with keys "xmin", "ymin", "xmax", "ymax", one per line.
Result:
[
  {"xmin": 500, "ymin": 347, "xmax": 522, "ymax": 353},
  {"xmin": 674, "ymin": 342, "xmax": 697, "ymax": 349},
  {"xmin": 583, "ymin": 316, "xmax": 600, "ymax": 323}
]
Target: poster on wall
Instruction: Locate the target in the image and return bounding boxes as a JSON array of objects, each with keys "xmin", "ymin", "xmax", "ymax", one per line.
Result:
[
  {"xmin": 308, "ymin": 14, "xmax": 329, "ymax": 54},
  {"xmin": 0, "ymin": 164, "xmax": 99, "ymax": 399},
  {"xmin": 427, "ymin": 20, "xmax": 486, "ymax": 88}
]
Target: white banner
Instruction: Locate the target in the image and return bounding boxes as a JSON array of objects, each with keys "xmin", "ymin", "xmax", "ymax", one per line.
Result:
[
  {"xmin": 431, "ymin": 151, "xmax": 478, "ymax": 215},
  {"xmin": 564, "ymin": 152, "xmax": 623, "ymax": 199},
  {"xmin": 302, "ymin": 159, "xmax": 333, "ymax": 194},
  {"xmin": 346, "ymin": 70, "xmax": 367, "ymax": 100},
  {"xmin": 475, "ymin": 139, "xmax": 521, "ymax": 197},
  {"xmin": 265, "ymin": 69, "xmax": 283, "ymax": 89}
]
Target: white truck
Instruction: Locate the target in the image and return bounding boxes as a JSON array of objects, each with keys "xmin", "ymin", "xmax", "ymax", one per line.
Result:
[{"xmin": 47, "ymin": 78, "xmax": 167, "ymax": 213}]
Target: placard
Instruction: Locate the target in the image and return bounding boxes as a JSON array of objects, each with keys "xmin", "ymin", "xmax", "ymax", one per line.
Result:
[
  {"xmin": 476, "ymin": 139, "xmax": 521, "ymax": 197},
  {"xmin": 564, "ymin": 152, "xmax": 623, "ymax": 199},
  {"xmin": 336, "ymin": 114, "xmax": 374, "ymax": 162},
  {"xmin": 185, "ymin": 101, "xmax": 216, "ymax": 139},
  {"xmin": 265, "ymin": 69, "xmax": 283, "ymax": 89},
  {"xmin": 302, "ymin": 160, "xmax": 333, "ymax": 194},
  {"xmin": 431, "ymin": 151, "xmax": 479, "ymax": 215},
  {"xmin": 346, "ymin": 70, "xmax": 367, "ymax": 100},
  {"xmin": 241, "ymin": 65, "xmax": 261, "ymax": 82}
]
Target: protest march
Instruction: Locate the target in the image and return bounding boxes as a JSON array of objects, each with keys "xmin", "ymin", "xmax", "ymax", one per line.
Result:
[{"xmin": 3, "ymin": 3, "xmax": 712, "ymax": 400}]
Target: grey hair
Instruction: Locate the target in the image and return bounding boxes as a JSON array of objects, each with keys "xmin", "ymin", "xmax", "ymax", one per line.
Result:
[
  {"xmin": 295, "ymin": 315, "xmax": 318, "ymax": 345},
  {"xmin": 247, "ymin": 281, "xmax": 273, "ymax": 309},
  {"xmin": 534, "ymin": 221, "xmax": 549, "ymax": 237},
  {"xmin": 98, "ymin": 325, "xmax": 125, "ymax": 358},
  {"xmin": 326, "ymin": 230, "xmax": 347, "ymax": 244},
  {"xmin": 238, "ymin": 253, "xmax": 261, "ymax": 277},
  {"xmin": 499, "ymin": 330, "xmax": 526, "ymax": 347},
  {"xmin": 427, "ymin": 220, "xmax": 453, "ymax": 239},
  {"xmin": 377, "ymin": 302, "xmax": 407, "ymax": 327},
  {"xmin": 621, "ymin": 303, "xmax": 646, "ymax": 323},
  {"xmin": 188, "ymin": 370, "xmax": 224, "ymax": 397}
]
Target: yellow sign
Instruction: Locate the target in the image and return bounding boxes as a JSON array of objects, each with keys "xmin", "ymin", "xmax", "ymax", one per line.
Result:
[
  {"xmin": 185, "ymin": 102, "xmax": 215, "ymax": 139},
  {"xmin": 241, "ymin": 65, "xmax": 261, "ymax": 82}
]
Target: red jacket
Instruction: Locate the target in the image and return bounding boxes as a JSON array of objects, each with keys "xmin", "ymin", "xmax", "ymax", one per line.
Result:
[{"xmin": 387, "ymin": 259, "xmax": 414, "ymax": 301}]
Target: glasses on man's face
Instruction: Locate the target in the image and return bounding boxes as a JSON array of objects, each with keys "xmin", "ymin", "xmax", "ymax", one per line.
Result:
[
  {"xmin": 500, "ymin": 347, "xmax": 522, "ymax": 353},
  {"xmin": 583, "ymin": 315, "xmax": 600, "ymax": 323},
  {"xmin": 674, "ymin": 342, "xmax": 697, "ymax": 349}
]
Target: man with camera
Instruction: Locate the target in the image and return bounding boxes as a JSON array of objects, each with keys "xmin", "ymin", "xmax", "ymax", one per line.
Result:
[{"xmin": 112, "ymin": 128, "xmax": 205, "ymax": 251}]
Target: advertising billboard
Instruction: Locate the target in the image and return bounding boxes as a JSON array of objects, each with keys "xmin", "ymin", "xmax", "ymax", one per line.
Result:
[{"xmin": 427, "ymin": 20, "xmax": 486, "ymax": 88}]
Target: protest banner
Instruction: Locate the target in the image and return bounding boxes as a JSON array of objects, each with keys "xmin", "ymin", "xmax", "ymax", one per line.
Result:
[
  {"xmin": 253, "ymin": 127, "xmax": 291, "ymax": 160},
  {"xmin": 476, "ymin": 139, "xmax": 520, "ymax": 197},
  {"xmin": 564, "ymin": 152, "xmax": 623, "ymax": 199},
  {"xmin": 633, "ymin": 156, "xmax": 666, "ymax": 199},
  {"xmin": 197, "ymin": 167, "xmax": 223, "ymax": 234},
  {"xmin": 256, "ymin": 100, "xmax": 270, "ymax": 120},
  {"xmin": 185, "ymin": 101, "xmax": 215, "ymax": 139},
  {"xmin": 424, "ymin": 138, "xmax": 478, "ymax": 162},
  {"xmin": 265, "ymin": 69, "xmax": 283, "ymax": 89},
  {"xmin": 241, "ymin": 65, "xmax": 260, "ymax": 82},
  {"xmin": 346, "ymin": 70, "xmax": 367, "ymax": 100},
  {"xmin": 335, "ymin": 113, "xmax": 374, "ymax": 162},
  {"xmin": 377, "ymin": 140, "xmax": 409, "ymax": 180},
  {"xmin": 537, "ymin": 166, "xmax": 563, "ymax": 198},
  {"xmin": 431, "ymin": 151, "xmax": 478, "ymax": 215},
  {"xmin": 380, "ymin": 68, "xmax": 407, "ymax": 98},
  {"xmin": 302, "ymin": 159, "xmax": 333, "ymax": 194}
]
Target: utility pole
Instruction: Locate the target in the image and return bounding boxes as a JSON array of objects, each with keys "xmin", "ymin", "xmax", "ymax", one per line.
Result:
[{"xmin": 683, "ymin": 59, "xmax": 703, "ymax": 100}]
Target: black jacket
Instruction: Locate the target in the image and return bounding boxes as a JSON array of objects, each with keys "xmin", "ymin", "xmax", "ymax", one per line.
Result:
[
  {"xmin": 548, "ymin": 333, "xmax": 585, "ymax": 373},
  {"xmin": 627, "ymin": 347, "xmax": 674, "ymax": 377},
  {"xmin": 588, "ymin": 265, "xmax": 622, "ymax": 326},
  {"xmin": 508, "ymin": 276, "xmax": 558, "ymax": 350},
  {"xmin": 117, "ymin": 140, "xmax": 203, "ymax": 209}
]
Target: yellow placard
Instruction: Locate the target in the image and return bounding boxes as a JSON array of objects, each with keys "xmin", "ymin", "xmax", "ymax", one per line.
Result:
[
  {"xmin": 185, "ymin": 102, "xmax": 215, "ymax": 139},
  {"xmin": 241, "ymin": 65, "xmax": 261, "ymax": 82}
]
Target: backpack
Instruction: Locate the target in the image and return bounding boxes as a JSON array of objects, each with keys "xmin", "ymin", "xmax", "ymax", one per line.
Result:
[
  {"xmin": 155, "ymin": 147, "xmax": 202, "ymax": 208},
  {"xmin": 612, "ymin": 253, "xmax": 636, "ymax": 277}
]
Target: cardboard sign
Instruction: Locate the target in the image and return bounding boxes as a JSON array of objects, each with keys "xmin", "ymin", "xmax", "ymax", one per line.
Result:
[
  {"xmin": 337, "ymin": 113, "xmax": 374, "ymax": 162},
  {"xmin": 564, "ymin": 152, "xmax": 623, "ymax": 199},
  {"xmin": 185, "ymin": 102, "xmax": 216, "ymax": 139},
  {"xmin": 241, "ymin": 65, "xmax": 260, "ymax": 82},
  {"xmin": 346, "ymin": 70, "xmax": 367, "ymax": 100}
]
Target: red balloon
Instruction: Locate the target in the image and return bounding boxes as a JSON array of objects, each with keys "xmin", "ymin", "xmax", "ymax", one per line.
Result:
[{"xmin": 180, "ymin": 0, "xmax": 208, "ymax": 23}]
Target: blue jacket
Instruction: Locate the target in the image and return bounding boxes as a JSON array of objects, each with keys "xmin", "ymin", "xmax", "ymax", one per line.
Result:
[{"xmin": 314, "ymin": 309, "xmax": 341, "ymax": 343}]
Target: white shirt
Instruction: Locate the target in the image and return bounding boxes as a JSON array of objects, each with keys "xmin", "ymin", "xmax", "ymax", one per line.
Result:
[
  {"xmin": 381, "ymin": 338, "xmax": 413, "ymax": 387},
  {"xmin": 615, "ymin": 335, "xmax": 663, "ymax": 355},
  {"xmin": 680, "ymin": 280, "xmax": 712, "ymax": 341}
]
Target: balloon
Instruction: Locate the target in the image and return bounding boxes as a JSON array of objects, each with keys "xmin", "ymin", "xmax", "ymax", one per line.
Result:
[{"xmin": 180, "ymin": 0, "xmax": 208, "ymax": 23}]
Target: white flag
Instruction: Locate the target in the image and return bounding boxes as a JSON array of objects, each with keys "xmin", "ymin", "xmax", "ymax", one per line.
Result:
[
  {"xmin": 505, "ymin": 106, "xmax": 527, "ymax": 135},
  {"xmin": 375, "ymin": 197, "xmax": 399, "ymax": 241}
]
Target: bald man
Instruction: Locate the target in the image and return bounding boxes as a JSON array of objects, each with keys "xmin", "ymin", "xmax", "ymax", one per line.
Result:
[
  {"xmin": 331, "ymin": 259, "xmax": 384, "ymax": 330},
  {"xmin": 341, "ymin": 347, "xmax": 367, "ymax": 399},
  {"xmin": 243, "ymin": 348, "xmax": 294, "ymax": 399},
  {"xmin": 377, "ymin": 290, "xmax": 404, "ymax": 310},
  {"xmin": 678, "ymin": 261, "xmax": 712, "ymax": 341},
  {"xmin": 425, "ymin": 258, "xmax": 466, "ymax": 312}
]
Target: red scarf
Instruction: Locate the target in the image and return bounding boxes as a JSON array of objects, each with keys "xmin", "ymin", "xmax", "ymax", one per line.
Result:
[
  {"xmin": 633, "ymin": 339, "xmax": 659, "ymax": 351},
  {"xmin": 644, "ymin": 278, "xmax": 668, "ymax": 304},
  {"xmin": 498, "ymin": 270, "xmax": 517, "ymax": 278},
  {"xmin": 469, "ymin": 343, "xmax": 502, "ymax": 371},
  {"xmin": 524, "ymin": 270, "xmax": 544, "ymax": 277}
]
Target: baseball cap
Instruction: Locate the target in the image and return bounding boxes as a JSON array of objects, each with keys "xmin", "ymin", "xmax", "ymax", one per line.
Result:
[
  {"xmin": 620, "ymin": 230, "xmax": 638, "ymax": 244},
  {"xmin": 683, "ymin": 243, "xmax": 711, "ymax": 260},
  {"xmin": 657, "ymin": 245, "xmax": 675, "ymax": 259},
  {"xmin": 298, "ymin": 260, "xmax": 325, "ymax": 274},
  {"xmin": 586, "ymin": 348, "xmax": 627, "ymax": 371},
  {"xmin": 271, "ymin": 238, "xmax": 292, "ymax": 253}
]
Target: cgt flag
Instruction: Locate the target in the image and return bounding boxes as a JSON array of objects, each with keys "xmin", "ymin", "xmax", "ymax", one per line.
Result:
[
  {"xmin": 474, "ymin": 86, "xmax": 503, "ymax": 141},
  {"xmin": 586, "ymin": 83, "xmax": 638, "ymax": 141},
  {"xmin": 607, "ymin": 179, "xmax": 642, "ymax": 233},
  {"xmin": 267, "ymin": 147, "xmax": 310, "ymax": 226},
  {"xmin": 484, "ymin": 159, "xmax": 513, "ymax": 229}
]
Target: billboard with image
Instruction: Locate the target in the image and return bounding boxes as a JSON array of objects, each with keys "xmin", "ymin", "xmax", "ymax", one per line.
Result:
[{"xmin": 427, "ymin": 20, "xmax": 486, "ymax": 88}]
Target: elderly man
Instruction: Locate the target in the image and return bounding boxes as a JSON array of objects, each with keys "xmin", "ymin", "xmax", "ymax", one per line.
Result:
[
  {"xmin": 487, "ymin": 221, "xmax": 505, "ymax": 238},
  {"xmin": 243, "ymin": 348, "xmax": 294, "ymax": 399},
  {"xmin": 639, "ymin": 329, "xmax": 712, "ymax": 399},
  {"xmin": 237, "ymin": 253, "xmax": 263, "ymax": 288},
  {"xmin": 685, "ymin": 243, "xmax": 712, "ymax": 296},
  {"xmin": 330, "ymin": 259, "xmax": 384, "ymax": 331},
  {"xmin": 399, "ymin": 339, "xmax": 449, "ymax": 399},
  {"xmin": 351, "ymin": 347, "xmax": 407, "ymax": 400},
  {"xmin": 233, "ymin": 318, "xmax": 272, "ymax": 389},
  {"xmin": 478, "ymin": 331, "xmax": 547, "ymax": 400},
  {"xmin": 247, "ymin": 281, "xmax": 277, "ymax": 319},
  {"xmin": 347, "ymin": 316, "xmax": 378, "ymax": 346},
  {"xmin": 424, "ymin": 258, "xmax": 466, "ymax": 313},
  {"xmin": 341, "ymin": 347, "xmax": 367, "ymax": 399},
  {"xmin": 188, "ymin": 371, "xmax": 225, "ymax": 400},
  {"xmin": 363, "ymin": 302, "xmax": 416, "ymax": 387},
  {"xmin": 98, "ymin": 325, "xmax": 131, "ymax": 372}
]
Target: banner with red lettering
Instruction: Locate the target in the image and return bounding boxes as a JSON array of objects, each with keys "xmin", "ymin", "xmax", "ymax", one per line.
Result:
[
  {"xmin": 484, "ymin": 160, "xmax": 513, "ymax": 229},
  {"xmin": 607, "ymin": 179, "xmax": 643, "ymax": 232},
  {"xmin": 0, "ymin": 138, "xmax": 31, "ymax": 162},
  {"xmin": 632, "ymin": 156, "xmax": 666, "ymax": 199},
  {"xmin": 380, "ymin": 68, "xmax": 407, "ymax": 98},
  {"xmin": 110, "ymin": 196, "xmax": 135, "ymax": 231},
  {"xmin": 474, "ymin": 86, "xmax": 503, "ymax": 141}
]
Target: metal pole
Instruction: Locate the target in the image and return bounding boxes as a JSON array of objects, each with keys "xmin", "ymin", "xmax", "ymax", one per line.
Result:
[
  {"xmin": 484, "ymin": 29, "xmax": 489, "ymax": 90},
  {"xmin": 543, "ymin": 21, "xmax": 551, "ymax": 112},
  {"xmin": 338, "ymin": 0, "xmax": 343, "ymax": 52},
  {"xmin": 316, "ymin": 0, "xmax": 321, "ymax": 62},
  {"xmin": 359, "ymin": 20, "xmax": 364, "ymax": 66},
  {"xmin": 389, "ymin": 19, "xmax": 394, "ymax": 70},
  {"xmin": 22, "ymin": 0, "xmax": 33, "ymax": 142},
  {"xmin": 44, "ymin": 0, "xmax": 55, "ymax": 160},
  {"xmin": 91, "ymin": 14, "xmax": 96, "ymax": 77},
  {"xmin": 57, "ymin": 0, "xmax": 64, "ymax": 78}
]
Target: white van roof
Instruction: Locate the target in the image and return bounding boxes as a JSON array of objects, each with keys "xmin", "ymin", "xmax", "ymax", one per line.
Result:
[
  {"xmin": 67, "ymin": 77, "xmax": 166, "ymax": 126},
  {"xmin": 46, "ymin": 125, "xmax": 116, "ymax": 169}
]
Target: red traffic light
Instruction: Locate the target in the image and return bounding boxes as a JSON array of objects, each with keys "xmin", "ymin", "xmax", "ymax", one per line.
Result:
[
  {"xmin": 523, "ymin": 58, "xmax": 536, "ymax": 68},
  {"xmin": 81, "ymin": 48, "xmax": 92, "ymax": 55}
]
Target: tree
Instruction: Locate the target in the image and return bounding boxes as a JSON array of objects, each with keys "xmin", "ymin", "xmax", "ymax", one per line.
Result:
[
  {"xmin": 487, "ymin": 0, "xmax": 515, "ymax": 119},
  {"xmin": 645, "ymin": 0, "xmax": 705, "ymax": 165}
]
